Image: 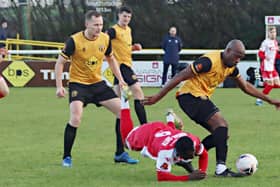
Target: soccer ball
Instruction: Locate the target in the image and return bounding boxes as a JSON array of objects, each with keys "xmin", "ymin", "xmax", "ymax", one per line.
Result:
[{"xmin": 236, "ymin": 153, "xmax": 258, "ymax": 175}]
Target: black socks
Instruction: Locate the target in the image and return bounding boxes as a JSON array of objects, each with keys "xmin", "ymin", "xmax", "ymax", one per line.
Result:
[
  {"xmin": 63, "ymin": 123, "xmax": 77, "ymax": 159},
  {"xmin": 212, "ymin": 127, "xmax": 228, "ymax": 164},
  {"xmin": 115, "ymin": 118, "xmax": 125, "ymax": 155},
  {"xmin": 134, "ymin": 99, "xmax": 147, "ymax": 124},
  {"xmin": 202, "ymin": 134, "xmax": 215, "ymax": 150}
]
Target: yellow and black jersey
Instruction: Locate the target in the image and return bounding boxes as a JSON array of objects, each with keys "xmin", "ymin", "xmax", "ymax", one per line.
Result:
[
  {"xmin": 107, "ymin": 24, "xmax": 132, "ymax": 67},
  {"xmin": 177, "ymin": 51, "xmax": 240, "ymax": 98},
  {"xmin": 60, "ymin": 31, "xmax": 112, "ymax": 84}
]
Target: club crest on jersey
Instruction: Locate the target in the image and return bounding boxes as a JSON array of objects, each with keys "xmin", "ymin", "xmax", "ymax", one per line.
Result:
[
  {"xmin": 98, "ymin": 45, "xmax": 105, "ymax": 52},
  {"xmin": 86, "ymin": 56, "xmax": 98, "ymax": 66},
  {"xmin": 195, "ymin": 63, "xmax": 203, "ymax": 72},
  {"xmin": 71, "ymin": 90, "xmax": 78, "ymax": 97},
  {"xmin": 132, "ymin": 74, "xmax": 137, "ymax": 80},
  {"xmin": 160, "ymin": 163, "xmax": 168, "ymax": 170}
]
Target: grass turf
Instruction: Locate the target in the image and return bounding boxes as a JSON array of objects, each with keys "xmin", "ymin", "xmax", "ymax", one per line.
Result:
[{"xmin": 0, "ymin": 87, "xmax": 279, "ymax": 187}]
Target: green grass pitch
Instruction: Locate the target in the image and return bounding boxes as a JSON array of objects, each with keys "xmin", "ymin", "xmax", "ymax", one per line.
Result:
[{"xmin": 0, "ymin": 87, "xmax": 280, "ymax": 187}]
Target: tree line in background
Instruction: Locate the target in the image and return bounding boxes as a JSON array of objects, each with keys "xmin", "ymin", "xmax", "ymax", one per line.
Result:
[{"xmin": 0, "ymin": 0, "xmax": 280, "ymax": 49}]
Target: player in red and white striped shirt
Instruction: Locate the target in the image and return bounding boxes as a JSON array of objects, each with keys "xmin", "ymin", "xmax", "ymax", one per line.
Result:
[
  {"xmin": 120, "ymin": 88, "xmax": 208, "ymax": 182},
  {"xmin": 257, "ymin": 26, "xmax": 280, "ymax": 105}
]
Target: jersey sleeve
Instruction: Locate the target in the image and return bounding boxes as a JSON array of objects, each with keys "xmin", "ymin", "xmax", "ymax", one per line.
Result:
[
  {"xmin": 191, "ymin": 57, "xmax": 212, "ymax": 74},
  {"xmin": 156, "ymin": 150, "xmax": 188, "ymax": 181},
  {"xmin": 228, "ymin": 67, "xmax": 240, "ymax": 78},
  {"xmin": 198, "ymin": 148, "xmax": 208, "ymax": 173},
  {"xmin": 106, "ymin": 28, "xmax": 116, "ymax": 40},
  {"xmin": 60, "ymin": 37, "xmax": 75, "ymax": 59},
  {"xmin": 156, "ymin": 150, "xmax": 173, "ymax": 173},
  {"xmin": 157, "ymin": 171, "xmax": 188, "ymax": 181},
  {"xmin": 191, "ymin": 135, "xmax": 208, "ymax": 173},
  {"xmin": 105, "ymin": 39, "xmax": 113, "ymax": 57},
  {"xmin": 258, "ymin": 40, "xmax": 266, "ymax": 60}
]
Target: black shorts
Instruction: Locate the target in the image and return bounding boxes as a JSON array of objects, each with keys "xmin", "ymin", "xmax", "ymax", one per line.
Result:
[
  {"xmin": 69, "ymin": 81, "xmax": 118, "ymax": 107},
  {"xmin": 177, "ymin": 93, "xmax": 219, "ymax": 130},
  {"xmin": 114, "ymin": 64, "xmax": 138, "ymax": 86}
]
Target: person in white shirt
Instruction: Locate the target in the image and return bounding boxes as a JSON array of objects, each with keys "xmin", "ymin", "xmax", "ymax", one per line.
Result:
[{"xmin": 256, "ymin": 26, "xmax": 280, "ymax": 106}]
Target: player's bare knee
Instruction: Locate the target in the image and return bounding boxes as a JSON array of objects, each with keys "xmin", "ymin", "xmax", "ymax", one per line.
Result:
[
  {"xmin": 70, "ymin": 117, "xmax": 81, "ymax": 127},
  {"xmin": 130, "ymin": 84, "xmax": 143, "ymax": 99}
]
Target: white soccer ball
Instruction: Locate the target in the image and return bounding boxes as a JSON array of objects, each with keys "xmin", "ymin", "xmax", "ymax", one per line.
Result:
[{"xmin": 236, "ymin": 153, "xmax": 258, "ymax": 175}]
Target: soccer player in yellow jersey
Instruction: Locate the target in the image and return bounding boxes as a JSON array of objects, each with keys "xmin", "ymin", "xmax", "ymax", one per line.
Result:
[
  {"xmin": 55, "ymin": 10, "xmax": 138, "ymax": 167},
  {"xmin": 107, "ymin": 6, "xmax": 147, "ymax": 125},
  {"xmin": 144, "ymin": 39, "xmax": 280, "ymax": 177}
]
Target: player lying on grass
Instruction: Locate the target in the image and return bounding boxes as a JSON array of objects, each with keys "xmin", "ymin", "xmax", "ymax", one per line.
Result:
[
  {"xmin": 119, "ymin": 88, "xmax": 208, "ymax": 181},
  {"xmin": 0, "ymin": 48, "xmax": 9, "ymax": 99}
]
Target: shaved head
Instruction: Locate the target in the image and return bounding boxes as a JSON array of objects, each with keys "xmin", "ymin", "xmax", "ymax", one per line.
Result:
[
  {"xmin": 226, "ymin": 39, "xmax": 245, "ymax": 53},
  {"xmin": 223, "ymin": 39, "xmax": 246, "ymax": 67}
]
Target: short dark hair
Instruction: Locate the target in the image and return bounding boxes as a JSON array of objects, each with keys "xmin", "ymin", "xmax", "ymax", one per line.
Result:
[
  {"xmin": 118, "ymin": 6, "xmax": 132, "ymax": 14},
  {"xmin": 175, "ymin": 136, "xmax": 194, "ymax": 160},
  {"xmin": 268, "ymin": 26, "xmax": 276, "ymax": 32},
  {"xmin": 85, "ymin": 10, "xmax": 102, "ymax": 21}
]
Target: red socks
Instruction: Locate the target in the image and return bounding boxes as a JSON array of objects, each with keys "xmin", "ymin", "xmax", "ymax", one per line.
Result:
[
  {"xmin": 262, "ymin": 83, "xmax": 273, "ymax": 94},
  {"xmin": 120, "ymin": 109, "xmax": 134, "ymax": 144}
]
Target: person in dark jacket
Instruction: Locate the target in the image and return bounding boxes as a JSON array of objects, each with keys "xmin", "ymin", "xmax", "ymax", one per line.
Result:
[
  {"xmin": 0, "ymin": 19, "xmax": 8, "ymax": 48},
  {"xmin": 161, "ymin": 26, "xmax": 182, "ymax": 87}
]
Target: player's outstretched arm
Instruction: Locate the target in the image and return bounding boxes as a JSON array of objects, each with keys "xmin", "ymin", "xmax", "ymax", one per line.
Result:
[
  {"xmin": 143, "ymin": 65, "xmax": 195, "ymax": 105},
  {"xmin": 235, "ymin": 76, "xmax": 280, "ymax": 110},
  {"xmin": 198, "ymin": 148, "xmax": 208, "ymax": 173},
  {"xmin": 157, "ymin": 170, "xmax": 206, "ymax": 182}
]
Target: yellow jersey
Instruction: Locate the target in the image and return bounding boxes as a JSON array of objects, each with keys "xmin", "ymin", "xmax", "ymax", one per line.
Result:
[
  {"xmin": 107, "ymin": 24, "xmax": 133, "ymax": 67},
  {"xmin": 177, "ymin": 51, "xmax": 240, "ymax": 98},
  {"xmin": 60, "ymin": 31, "xmax": 112, "ymax": 84}
]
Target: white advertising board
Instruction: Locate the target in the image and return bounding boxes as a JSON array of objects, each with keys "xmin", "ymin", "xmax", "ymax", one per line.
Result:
[{"xmin": 102, "ymin": 61, "xmax": 259, "ymax": 87}]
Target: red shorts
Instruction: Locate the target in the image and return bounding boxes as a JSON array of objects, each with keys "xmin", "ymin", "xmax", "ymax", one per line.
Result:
[
  {"xmin": 126, "ymin": 122, "xmax": 167, "ymax": 152},
  {"xmin": 126, "ymin": 122, "xmax": 160, "ymax": 151},
  {"xmin": 261, "ymin": 70, "xmax": 279, "ymax": 81},
  {"xmin": 126, "ymin": 126, "xmax": 147, "ymax": 151}
]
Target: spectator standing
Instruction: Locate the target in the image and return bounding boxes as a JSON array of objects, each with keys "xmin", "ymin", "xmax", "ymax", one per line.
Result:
[
  {"xmin": 161, "ymin": 26, "xmax": 182, "ymax": 87},
  {"xmin": 0, "ymin": 19, "xmax": 8, "ymax": 48}
]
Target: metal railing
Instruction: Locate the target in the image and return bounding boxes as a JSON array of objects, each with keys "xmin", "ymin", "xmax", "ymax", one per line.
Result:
[
  {"xmin": 0, "ymin": 38, "xmax": 259, "ymax": 61},
  {"xmin": 0, "ymin": 37, "xmax": 64, "ymax": 61}
]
